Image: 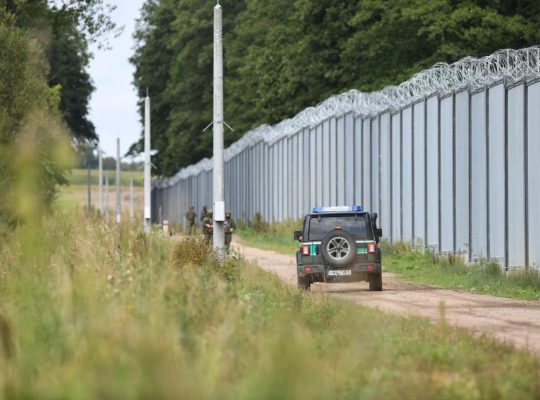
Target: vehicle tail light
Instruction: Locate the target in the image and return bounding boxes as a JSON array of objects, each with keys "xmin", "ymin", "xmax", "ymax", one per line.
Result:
[
  {"xmin": 301, "ymin": 245, "xmax": 310, "ymax": 256},
  {"xmin": 367, "ymin": 265, "xmax": 374, "ymax": 271},
  {"xmin": 305, "ymin": 267, "xmax": 311, "ymax": 273},
  {"xmin": 368, "ymin": 243, "xmax": 377, "ymax": 254}
]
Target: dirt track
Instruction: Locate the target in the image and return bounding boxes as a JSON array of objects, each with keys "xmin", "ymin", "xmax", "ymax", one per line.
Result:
[{"xmin": 232, "ymin": 238, "xmax": 540, "ymax": 355}]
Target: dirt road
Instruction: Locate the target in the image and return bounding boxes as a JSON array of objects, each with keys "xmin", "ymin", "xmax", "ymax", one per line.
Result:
[{"xmin": 233, "ymin": 239, "xmax": 540, "ymax": 355}]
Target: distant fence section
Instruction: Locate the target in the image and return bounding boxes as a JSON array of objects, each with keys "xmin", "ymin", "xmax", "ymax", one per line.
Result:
[{"xmin": 152, "ymin": 46, "xmax": 540, "ymax": 270}]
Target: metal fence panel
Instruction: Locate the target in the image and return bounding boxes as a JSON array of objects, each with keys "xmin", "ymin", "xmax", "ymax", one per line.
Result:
[
  {"xmin": 470, "ymin": 90, "xmax": 488, "ymax": 260},
  {"xmin": 329, "ymin": 118, "xmax": 337, "ymax": 206},
  {"xmin": 310, "ymin": 127, "xmax": 317, "ymax": 209},
  {"xmin": 402, "ymin": 106, "xmax": 413, "ymax": 242},
  {"xmin": 379, "ymin": 112, "xmax": 392, "ymax": 239},
  {"xmin": 372, "ymin": 116, "xmax": 380, "ymax": 214},
  {"xmin": 391, "ymin": 113, "xmax": 401, "ymax": 241},
  {"xmin": 440, "ymin": 95, "xmax": 454, "ymax": 253},
  {"xmin": 344, "ymin": 114, "xmax": 355, "ymax": 205},
  {"xmin": 322, "ymin": 120, "xmax": 331, "ymax": 206},
  {"xmin": 363, "ymin": 118, "xmax": 372, "ymax": 211},
  {"xmin": 507, "ymin": 84, "xmax": 526, "ymax": 268},
  {"xmin": 337, "ymin": 116, "xmax": 345, "ymax": 205},
  {"xmin": 426, "ymin": 95, "xmax": 439, "ymax": 249},
  {"xmin": 316, "ymin": 124, "xmax": 323, "ymax": 205},
  {"xmin": 413, "ymin": 101, "xmax": 426, "ymax": 244},
  {"xmin": 455, "ymin": 90, "xmax": 470, "ymax": 254},
  {"xmin": 488, "ymin": 83, "xmax": 506, "ymax": 264},
  {"xmin": 527, "ymin": 81, "xmax": 540, "ymax": 270},
  {"xmin": 303, "ymin": 129, "xmax": 311, "ymax": 214},
  {"xmin": 354, "ymin": 116, "xmax": 363, "ymax": 204}
]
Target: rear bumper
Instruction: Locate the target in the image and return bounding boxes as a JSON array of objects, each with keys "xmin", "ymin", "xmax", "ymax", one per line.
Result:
[{"xmin": 297, "ymin": 263, "xmax": 381, "ymax": 277}]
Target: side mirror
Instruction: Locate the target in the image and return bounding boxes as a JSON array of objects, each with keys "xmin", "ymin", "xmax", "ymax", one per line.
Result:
[
  {"xmin": 375, "ymin": 228, "xmax": 383, "ymax": 238},
  {"xmin": 293, "ymin": 231, "xmax": 303, "ymax": 242}
]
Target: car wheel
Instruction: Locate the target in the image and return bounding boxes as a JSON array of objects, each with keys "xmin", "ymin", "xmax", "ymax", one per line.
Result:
[
  {"xmin": 297, "ymin": 275, "xmax": 311, "ymax": 291},
  {"xmin": 320, "ymin": 229, "xmax": 357, "ymax": 267},
  {"xmin": 369, "ymin": 273, "xmax": 383, "ymax": 291}
]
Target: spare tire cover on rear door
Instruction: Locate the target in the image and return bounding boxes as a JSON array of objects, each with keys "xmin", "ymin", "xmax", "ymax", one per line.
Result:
[{"xmin": 321, "ymin": 230, "xmax": 356, "ymax": 267}]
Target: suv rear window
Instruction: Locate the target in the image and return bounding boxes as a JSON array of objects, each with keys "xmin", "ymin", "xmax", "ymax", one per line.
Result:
[{"xmin": 307, "ymin": 214, "xmax": 370, "ymax": 241}]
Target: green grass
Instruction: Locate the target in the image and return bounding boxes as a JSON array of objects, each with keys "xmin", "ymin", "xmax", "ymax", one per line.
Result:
[
  {"xmin": 238, "ymin": 221, "xmax": 540, "ymax": 301},
  {"xmin": 237, "ymin": 218, "xmax": 301, "ymax": 254},
  {"xmin": 0, "ymin": 213, "xmax": 538, "ymax": 398},
  {"xmin": 381, "ymin": 242, "xmax": 540, "ymax": 301},
  {"xmin": 68, "ymin": 168, "xmax": 143, "ymax": 186}
]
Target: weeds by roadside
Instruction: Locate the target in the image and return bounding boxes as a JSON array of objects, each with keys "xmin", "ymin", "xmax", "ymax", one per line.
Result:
[
  {"xmin": 381, "ymin": 241, "xmax": 540, "ymax": 300},
  {"xmin": 0, "ymin": 212, "xmax": 538, "ymax": 398}
]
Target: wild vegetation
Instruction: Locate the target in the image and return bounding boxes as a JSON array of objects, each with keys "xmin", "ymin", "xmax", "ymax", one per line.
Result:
[
  {"xmin": 0, "ymin": 1, "xmax": 116, "ymax": 223},
  {"xmin": 381, "ymin": 242, "xmax": 540, "ymax": 301},
  {"xmin": 237, "ymin": 221, "xmax": 540, "ymax": 301},
  {"xmin": 131, "ymin": 0, "xmax": 540, "ymax": 175},
  {"xmin": 0, "ymin": 212, "xmax": 538, "ymax": 398}
]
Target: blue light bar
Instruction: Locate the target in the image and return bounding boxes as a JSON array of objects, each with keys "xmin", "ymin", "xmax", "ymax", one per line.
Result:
[{"xmin": 312, "ymin": 205, "xmax": 363, "ymax": 213}]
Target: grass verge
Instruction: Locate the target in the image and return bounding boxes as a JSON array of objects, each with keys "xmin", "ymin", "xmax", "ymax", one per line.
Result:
[
  {"xmin": 0, "ymin": 213, "xmax": 538, "ymax": 398},
  {"xmin": 381, "ymin": 242, "xmax": 540, "ymax": 301},
  {"xmin": 237, "ymin": 221, "xmax": 540, "ymax": 301}
]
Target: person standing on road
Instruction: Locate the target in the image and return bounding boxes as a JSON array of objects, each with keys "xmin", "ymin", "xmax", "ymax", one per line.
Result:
[
  {"xmin": 224, "ymin": 211, "xmax": 236, "ymax": 250},
  {"xmin": 200, "ymin": 205, "xmax": 208, "ymax": 222},
  {"xmin": 202, "ymin": 209, "xmax": 213, "ymax": 244},
  {"xmin": 185, "ymin": 206, "xmax": 197, "ymax": 235}
]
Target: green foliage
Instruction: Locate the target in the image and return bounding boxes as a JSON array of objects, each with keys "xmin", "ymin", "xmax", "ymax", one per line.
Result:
[
  {"xmin": 381, "ymin": 241, "xmax": 540, "ymax": 300},
  {"xmin": 132, "ymin": 0, "xmax": 540, "ymax": 176},
  {"xmin": 0, "ymin": 212, "xmax": 538, "ymax": 397},
  {"xmin": 237, "ymin": 217, "xmax": 301, "ymax": 255}
]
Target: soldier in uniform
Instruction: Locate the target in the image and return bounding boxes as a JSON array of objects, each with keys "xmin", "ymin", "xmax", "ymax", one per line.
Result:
[
  {"xmin": 200, "ymin": 205, "xmax": 208, "ymax": 223},
  {"xmin": 224, "ymin": 211, "xmax": 236, "ymax": 250},
  {"xmin": 202, "ymin": 209, "xmax": 213, "ymax": 244},
  {"xmin": 185, "ymin": 206, "xmax": 197, "ymax": 235}
]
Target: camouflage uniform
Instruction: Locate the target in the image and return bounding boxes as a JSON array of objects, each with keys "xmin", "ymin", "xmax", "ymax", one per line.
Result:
[
  {"xmin": 185, "ymin": 207, "xmax": 197, "ymax": 235},
  {"xmin": 224, "ymin": 211, "xmax": 236, "ymax": 250},
  {"xmin": 200, "ymin": 206, "xmax": 209, "ymax": 223},
  {"xmin": 202, "ymin": 211, "xmax": 213, "ymax": 244}
]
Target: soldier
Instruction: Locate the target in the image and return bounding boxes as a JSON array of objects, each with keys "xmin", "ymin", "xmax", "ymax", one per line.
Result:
[
  {"xmin": 202, "ymin": 209, "xmax": 213, "ymax": 244},
  {"xmin": 224, "ymin": 211, "xmax": 236, "ymax": 250},
  {"xmin": 185, "ymin": 206, "xmax": 197, "ymax": 235},
  {"xmin": 200, "ymin": 205, "xmax": 208, "ymax": 221}
]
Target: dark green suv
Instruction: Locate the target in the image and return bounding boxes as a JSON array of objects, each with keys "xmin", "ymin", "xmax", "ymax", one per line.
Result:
[{"xmin": 294, "ymin": 206, "xmax": 383, "ymax": 291}]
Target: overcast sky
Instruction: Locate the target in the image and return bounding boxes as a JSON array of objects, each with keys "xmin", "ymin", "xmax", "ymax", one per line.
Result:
[{"xmin": 88, "ymin": 0, "xmax": 145, "ymax": 159}]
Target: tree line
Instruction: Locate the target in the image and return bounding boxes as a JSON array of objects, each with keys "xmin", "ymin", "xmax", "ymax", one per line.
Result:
[
  {"xmin": 131, "ymin": 0, "xmax": 540, "ymax": 177},
  {"xmin": 0, "ymin": 0, "xmax": 115, "ymax": 224}
]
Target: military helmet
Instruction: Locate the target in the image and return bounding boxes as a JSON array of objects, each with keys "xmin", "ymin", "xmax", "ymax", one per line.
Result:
[
  {"xmin": 208, "ymin": 209, "xmax": 213, "ymax": 216},
  {"xmin": 225, "ymin": 210, "xmax": 232, "ymax": 218}
]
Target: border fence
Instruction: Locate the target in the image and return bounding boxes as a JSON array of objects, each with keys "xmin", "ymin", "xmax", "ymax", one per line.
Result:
[{"xmin": 152, "ymin": 46, "xmax": 540, "ymax": 270}]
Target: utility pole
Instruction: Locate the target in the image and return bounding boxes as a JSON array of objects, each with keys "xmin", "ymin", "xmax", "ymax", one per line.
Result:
[
  {"xmin": 105, "ymin": 174, "xmax": 109, "ymax": 223},
  {"xmin": 212, "ymin": 1, "xmax": 226, "ymax": 259},
  {"xmin": 87, "ymin": 165, "xmax": 92, "ymax": 214},
  {"xmin": 213, "ymin": 2, "xmax": 225, "ymax": 262},
  {"xmin": 116, "ymin": 138, "xmax": 121, "ymax": 223},
  {"xmin": 144, "ymin": 92, "xmax": 152, "ymax": 232},
  {"xmin": 129, "ymin": 178, "xmax": 134, "ymax": 222},
  {"xmin": 98, "ymin": 146, "xmax": 103, "ymax": 216}
]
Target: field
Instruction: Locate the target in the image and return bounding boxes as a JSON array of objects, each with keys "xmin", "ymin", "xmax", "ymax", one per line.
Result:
[
  {"xmin": 236, "ymin": 222, "xmax": 540, "ymax": 301},
  {"xmin": 57, "ymin": 169, "xmax": 144, "ymax": 217},
  {"xmin": 0, "ymin": 212, "xmax": 538, "ymax": 399}
]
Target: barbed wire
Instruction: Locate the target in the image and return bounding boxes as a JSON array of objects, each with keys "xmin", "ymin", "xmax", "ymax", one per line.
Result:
[{"xmin": 157, "ymin": 45, "xmax": 540, "ymax": 187}]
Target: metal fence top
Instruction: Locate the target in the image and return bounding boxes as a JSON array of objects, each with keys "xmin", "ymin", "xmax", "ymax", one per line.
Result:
[{"xmin": 154, "ymin": 46, "xmax": 540, "ymax": 188}]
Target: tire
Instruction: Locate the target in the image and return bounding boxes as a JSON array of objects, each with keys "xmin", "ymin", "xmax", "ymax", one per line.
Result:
[
  {"xmin": 369, "ymin": 273, "xmax": 383, "ymax": 291},
  {"xmin": 297, "ymin": 275, "xmax": 311, "ymax": 290},
  {"xmin": 320, "ymin": 230, "xmax": 357, "ymax": 267}
]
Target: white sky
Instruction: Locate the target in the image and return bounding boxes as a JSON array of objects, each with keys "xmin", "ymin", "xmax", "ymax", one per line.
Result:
[{"xmin": 88, "ymin": 0, "xmax": 145, "ymax": 159}]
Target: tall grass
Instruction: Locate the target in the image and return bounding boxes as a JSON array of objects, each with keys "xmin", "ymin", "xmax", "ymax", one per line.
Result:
[
  {"xmin": 381, "ymin": 241, "xmax": 540, "ymax": 300},
  {"xmin": 237, "ymin": 214, "xmax": 300, "ymax": 254},
  {"xmin": 0, "ymin": 213, "xmax": 538, "ymax": 398}
]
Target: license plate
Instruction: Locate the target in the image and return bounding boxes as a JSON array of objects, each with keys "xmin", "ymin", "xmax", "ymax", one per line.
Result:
[{"xmin": 328, "ymin": 270, "xmax": 352, "ymax": 276}]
